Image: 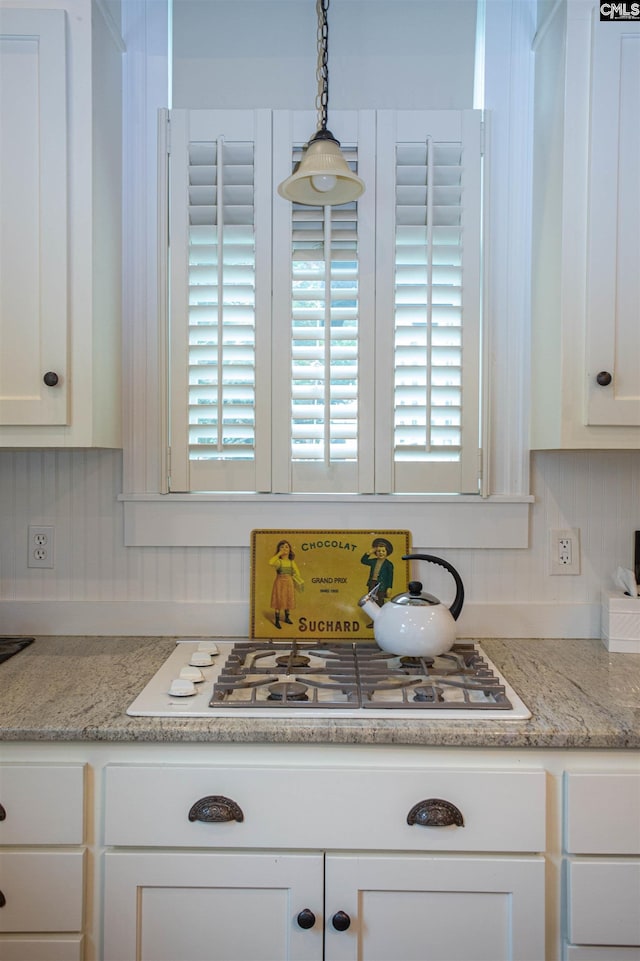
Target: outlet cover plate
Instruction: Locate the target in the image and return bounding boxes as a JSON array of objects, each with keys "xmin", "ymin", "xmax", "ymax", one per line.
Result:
[
  {"xmin": 28, "ymin": 525, "xmax": 55, "ymax": 569},
  {"xmin": 550, "ymin": 527, "xmax": 580, "ymax": 575}
]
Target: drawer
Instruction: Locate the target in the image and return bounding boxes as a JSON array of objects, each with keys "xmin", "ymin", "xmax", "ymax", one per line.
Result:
[
  {"xmin": 0, "ymin": 937, "xmax": 83, "ymax": 961},
  {"xmin": 104, "ymin": 764, "xmax": 545, "ymax": 852},
  {"xmin": 567, "ymin": 859, "xmax": 640, "ymax": 946},
  {"xmin": 566, "ymin": 949, "xmax": 640, "ymax": 961},
  {"xmin": 0, "ymin": 851, "xmax": 84, "ymax": 933},
  {"xmin": 565, "ymin": 773, "xmax": 640, "ymax": 854},
  {"xmin": 0, "ymin": 765, "xmax": 84, "ymax": 845}
]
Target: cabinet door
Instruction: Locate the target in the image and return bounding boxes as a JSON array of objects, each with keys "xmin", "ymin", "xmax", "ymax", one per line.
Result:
[
  {"xmin": 585, "ymin": 17, "xmax": 640, "ymax": 427},
  {"xmin": 0, "ymin": 763, "xmax": 85, "ymax": 845},
  {"xmin": 103, "ymin": 851, "xmax": 323, "ymax": 961},
  {"xmin": 0, "ymin": 8, "xmax": 68, "ymax": 426},
  {"xmin": 0, "ymin": 851, "xmax": 84, "ymax": 933},
  {"xmin": 0, "ymin": 937, "xmax": 83, "ymax": 961},
  {"xmin": 324, "ymin": 853, "xmax": 545, "ymax": 961},
  {"xmin": 567, "ymin": 860, "xmax": 640, "ymax": 947}
]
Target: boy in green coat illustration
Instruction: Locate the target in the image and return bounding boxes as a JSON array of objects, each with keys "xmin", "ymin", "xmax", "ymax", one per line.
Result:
[{"xmin": 360, "ymin": 537, "xmax": 394, "ymax": 606}]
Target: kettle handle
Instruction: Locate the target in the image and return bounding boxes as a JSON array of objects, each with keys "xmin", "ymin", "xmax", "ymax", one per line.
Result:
[{"xmin": 401, "ymin": 554, "xmax": 464, "ymax": 621}]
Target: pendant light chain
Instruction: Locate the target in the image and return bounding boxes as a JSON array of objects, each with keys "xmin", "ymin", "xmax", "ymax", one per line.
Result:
[
  {"xmin": 316, "ymin": 0, "xmax": 330, "ymax": 133},
  {"xmin": 277, "ymin": 0, "xmax": 364, "ymax": 204}
]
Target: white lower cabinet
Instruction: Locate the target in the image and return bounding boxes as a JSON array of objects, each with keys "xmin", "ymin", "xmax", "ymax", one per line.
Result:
[
  {"xmin": 324, "ymin": 853, "xmax": 543, "ymax": 961},
  {"xmin": 104, "ymin": 849, "xmax": 543, "ymax": 961},
  {"xmin": 103, "ymin": 764, "xmax": 546, "ymax": 961},
  {"xmin": 0, "ymin": 763, "xmax": 85, "ymax": 961},
  {"xmin": 4, "ymin": 742, "xmax": 638, "ymax": 961},
  {"xmin": 104, "ymin": 850, "xmax": 324, "ymax": 961},
  {"xmin": 564, "ymin": 772, "xmax": 640, "ymax": 961}
]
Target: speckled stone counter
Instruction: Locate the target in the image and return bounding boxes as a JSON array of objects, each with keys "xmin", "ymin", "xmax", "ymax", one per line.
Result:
[{"xmin": 1, "ymin": 636, "xmax": 638, "ymax": 748}]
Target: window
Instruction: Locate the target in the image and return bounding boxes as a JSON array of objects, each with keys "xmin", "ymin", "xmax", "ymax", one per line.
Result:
[{"xmin": 167, "ymin": 108, "xmax": 482, "ymax": 496}]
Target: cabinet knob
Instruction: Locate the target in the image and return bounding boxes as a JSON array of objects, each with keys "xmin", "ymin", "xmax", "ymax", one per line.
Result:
[
  {"xmin": 188, "ymin": 795, "xmax": 244, "ymax": 823},
  {"xmin": 596, "ymin": 370, "xmax": 612, "ymax": 387},
  {"xmin": 331, "ymin": 911, "xmax": 351, "ymax": 931},
  {"xmin": 297, "ymin": 908, "xmax": 316, "ymax": 929},
  {"xmin": 0, "ymin": 890, "xmax": 5, "ymax": 908},
  {"xmin": 0, "ymin": 803, "xmax": 5, "ymax": 821},
  {"xmin": 43, "ymin": 371, "xmax": 59, "ymax": 387},
  {"xmin": 407, "ymin": 798, "xmax": 464, "ymax": 828}
]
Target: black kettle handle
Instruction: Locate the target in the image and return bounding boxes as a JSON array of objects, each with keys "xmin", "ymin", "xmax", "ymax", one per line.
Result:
[{"xmin": 401, "ymin": 554, "xmax": 464, "ymax": 621}]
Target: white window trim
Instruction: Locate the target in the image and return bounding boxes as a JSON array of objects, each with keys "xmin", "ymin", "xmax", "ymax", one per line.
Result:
[
  {"xmin": 120, "ymin": 0, "xmax": 535, "ymax": 549},
  {"xmin": 121, "ymin": 492, "xmax": 532, "ymax": 548}
]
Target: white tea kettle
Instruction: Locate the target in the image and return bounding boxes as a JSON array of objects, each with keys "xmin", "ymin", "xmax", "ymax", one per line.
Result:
[{"xmin": 358, "ymin": 553, "xmax": 465, "ymax": 657}]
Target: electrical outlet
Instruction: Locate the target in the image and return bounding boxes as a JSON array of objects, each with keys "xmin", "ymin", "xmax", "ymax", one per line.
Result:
[
  {"xmin": 28, "ymin": 525, "xmax": 55, "ymax": 569},
  {"xmin": 550, "ymin": 528, "xmax": 580, "ymax": 575}
]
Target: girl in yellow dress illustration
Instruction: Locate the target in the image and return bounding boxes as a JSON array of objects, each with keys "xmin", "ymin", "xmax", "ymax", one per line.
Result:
[{"xmin": 269, "ymin": 540, "xmax": 304, "ymax": 630}]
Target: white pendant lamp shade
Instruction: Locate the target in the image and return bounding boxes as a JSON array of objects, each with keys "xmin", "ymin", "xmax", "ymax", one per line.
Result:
[{"xmin": 278, "ymin": 130, "xmax": 365, "ymax": 206}]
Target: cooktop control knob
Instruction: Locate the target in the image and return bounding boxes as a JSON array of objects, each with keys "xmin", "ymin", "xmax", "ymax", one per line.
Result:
[
  {"xmin": 179, "ymin": 665, "xmax": 204, "ymax": 682},
  {"xmin": 169, "ymin": 678, "xmax": 196, "ymax": 697},
  {"xmin": 190, "ymin": 651, "xmax": 213, "ymax": 667},
  {"xmin": 197, "ymin": 641, "xmax": 219, "ymax": 655}
]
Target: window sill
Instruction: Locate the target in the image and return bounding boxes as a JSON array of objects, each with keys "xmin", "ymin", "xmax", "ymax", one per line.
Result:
[{"xmin": 120, "ymin": 493, "xmax": 533, "ymax": 549}]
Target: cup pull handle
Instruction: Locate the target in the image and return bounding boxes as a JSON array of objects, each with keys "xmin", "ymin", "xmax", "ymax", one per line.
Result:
[
  {"xmin": 188, "ymin": 795, "xmax": 244, "ymax": 823},
  {"xmin": 407, "ymin": 798, "xmax": 464, "ymax": 827}
]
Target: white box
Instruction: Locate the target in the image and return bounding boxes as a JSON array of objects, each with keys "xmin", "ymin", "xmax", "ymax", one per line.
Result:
[{"xmin": 601, "ymin": 590, "xmax": 640, "ymax": 653}]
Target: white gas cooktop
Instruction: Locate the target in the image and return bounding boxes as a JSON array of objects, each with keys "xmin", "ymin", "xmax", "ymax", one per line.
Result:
[{"xmin": 127, "ymin": 639, "xmax": 531, "ymax": 721}]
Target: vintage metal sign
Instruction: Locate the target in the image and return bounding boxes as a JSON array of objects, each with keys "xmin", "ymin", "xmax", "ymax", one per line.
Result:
[{"xmin": 250, "ymin": 529, "xmax": 411, "ymax": 639}]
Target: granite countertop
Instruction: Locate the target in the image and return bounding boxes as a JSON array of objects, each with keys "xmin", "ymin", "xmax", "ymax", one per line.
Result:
[{"xmin": 0, "ymin": 636, "xmax": 638, "ymax": 748}]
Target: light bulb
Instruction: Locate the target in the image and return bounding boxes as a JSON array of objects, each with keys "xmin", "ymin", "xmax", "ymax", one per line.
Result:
[{"xmin": 311, "ymin": 174, "xmax": 337, "ymax": 193}]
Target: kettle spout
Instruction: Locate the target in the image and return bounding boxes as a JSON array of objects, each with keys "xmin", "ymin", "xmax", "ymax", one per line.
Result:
[{"xmin": 358, "ymin": 583, "xmax": 382, "ymax": 622}]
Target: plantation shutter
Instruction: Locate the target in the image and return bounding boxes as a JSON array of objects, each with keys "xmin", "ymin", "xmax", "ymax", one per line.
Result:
[
  {"xmin": 375, "ymin": 110, "xmax": 482, "ymax": 494},
  {"xmin": 167, "ymin": 109, "xmax": 481, "ymax": 495},
  {"xmin": 167, "ymin": 109, "xmax": 272, "ymax": 492}
]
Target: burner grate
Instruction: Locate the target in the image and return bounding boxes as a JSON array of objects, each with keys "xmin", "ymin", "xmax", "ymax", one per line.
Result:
[
  {"xmin": 209, "ymin": 640, "xmax": 515, "ymax": 712},
  {"xmin": 0, "ymin": 637, "xmax": 34, "ymax": 664}
]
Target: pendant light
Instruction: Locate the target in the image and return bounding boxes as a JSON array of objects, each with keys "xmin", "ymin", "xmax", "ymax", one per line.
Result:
[{"xmin": 277, "ymin": 0, "xmax": 365, "ymax": 206}]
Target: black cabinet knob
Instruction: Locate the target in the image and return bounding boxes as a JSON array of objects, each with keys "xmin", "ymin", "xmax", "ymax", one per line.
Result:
[
  {"xmin": 297, "ymin": 908, "xmax": 316, "ymax": 929},
  {"xmin": 596, "ymin": 371, "xmax": 612, "ymax": 386},
  {"xmin": 0, "ymin": 890, "xmax": 5, "ymax": 908},
  {"xmin": 43, "ymin": 371, "xmax": 59, "ymax": 387},
  {"xmin": 0, "ymin": 803, "xmax": 5, "ymax": 821},
  {"xmin": 331, "ymin": 910, "xmax": 351, "ymax": 931}
]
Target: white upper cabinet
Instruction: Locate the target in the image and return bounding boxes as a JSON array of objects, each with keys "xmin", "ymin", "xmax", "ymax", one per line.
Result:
[
  {"xmin": 0, "ymin": 9, "xmax": 68, "ymax": 428},
  {"xmin": 0, "ymin": 0, "xmax": 122, "ymax": 447},
  {"xmin": 585, "ymin": 17, "xmax": 640, "ymax": 427},
  {"xmin": 531, "ymin": 0, "xmax": 640, "ymax": 448}
]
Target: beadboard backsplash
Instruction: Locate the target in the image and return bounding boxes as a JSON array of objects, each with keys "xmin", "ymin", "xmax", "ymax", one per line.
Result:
[{"xmin": 1, "ymin": 449, "xmax": 639, "ymax": 637}]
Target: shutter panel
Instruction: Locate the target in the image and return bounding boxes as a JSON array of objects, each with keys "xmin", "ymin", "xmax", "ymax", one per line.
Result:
[
  {"xmin": 376, "ymin": 110, "xmax": 482, "ymax": 493},
  {"xmin": 168, "ymin": 110, "xmax": 271, "ymax": 492},
  {"xmin": 272, "ymin": 110, "xmax": 375, "ymax": 494}
]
